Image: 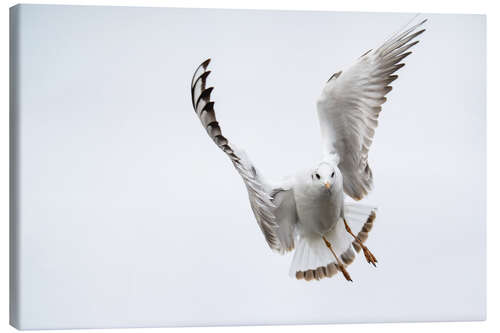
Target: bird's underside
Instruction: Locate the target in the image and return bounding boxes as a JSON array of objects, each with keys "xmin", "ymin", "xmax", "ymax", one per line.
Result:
[
  {"xmin": 189, "ymin": 18, "xmax": 426, "ymax": 281},
  {"xmin": 295, "ymin": 209, "xmax": 377, "ymax": 281}
]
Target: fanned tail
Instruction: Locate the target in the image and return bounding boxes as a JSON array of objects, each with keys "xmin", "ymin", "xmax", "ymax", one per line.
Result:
[{"xmin": 290, "ymin": 203, "xmax": 377, "ymax": 281}]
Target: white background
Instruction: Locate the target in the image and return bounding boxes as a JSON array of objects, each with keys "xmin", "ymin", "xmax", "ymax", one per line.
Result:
[{"xmin": 1, "ymin": 1, "xmax": 498, "ymax": 333}]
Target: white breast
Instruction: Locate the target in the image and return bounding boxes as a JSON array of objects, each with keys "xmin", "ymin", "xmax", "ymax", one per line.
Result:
[{"xmin": 293, "ymin": 174, "xmax": 344, "ymax": 237}]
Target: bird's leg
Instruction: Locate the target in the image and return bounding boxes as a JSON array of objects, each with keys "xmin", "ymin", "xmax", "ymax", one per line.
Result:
[
  {"xmin": 343, "ymin": 217, "xmax": 377, "ymax": 266},
  {"xmin": 322, "ymin": 236, "xmax": 352, "ymax": 282}
]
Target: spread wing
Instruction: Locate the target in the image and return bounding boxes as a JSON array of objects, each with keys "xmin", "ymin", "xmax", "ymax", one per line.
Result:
[
  {"xmin": 316, "ymin": 19, "xmax": 426, "ymax": 200},
  {"xmin": 190, "ymin": 59, "xmax": 296, "ymax": 253}
]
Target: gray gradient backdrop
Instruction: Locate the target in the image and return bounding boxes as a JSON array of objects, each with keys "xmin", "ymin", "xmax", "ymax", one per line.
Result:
[{"xmin": 10, "ymin": 4, "xmax": 486, "ymax": 329}]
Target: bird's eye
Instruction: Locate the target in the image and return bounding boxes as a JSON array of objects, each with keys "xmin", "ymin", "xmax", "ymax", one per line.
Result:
[
  {"xmin": 315, "ymin": 173, "xmax": 321, "ymax": 180},
  {"xmin": 331, "ymin": 172, "xmax": 335, "ymax": 178}
]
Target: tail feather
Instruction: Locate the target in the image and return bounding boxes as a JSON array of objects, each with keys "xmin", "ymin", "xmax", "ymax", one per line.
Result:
[{"xmin": 290, "ymin": 203, "xmax": 377, "ymax": 281}]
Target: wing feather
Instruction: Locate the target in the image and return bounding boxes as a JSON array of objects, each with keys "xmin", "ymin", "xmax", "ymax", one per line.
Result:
[
  {"xmin": 190, "ymin": 59, "xmax": 296, "ymax": 253},
  {"xmin": 317, "ymin": 19, "xmax": 426, "ymax": 200}
]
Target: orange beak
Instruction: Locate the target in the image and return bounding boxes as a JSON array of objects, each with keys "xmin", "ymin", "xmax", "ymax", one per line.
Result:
[{"xmin": 325, "ymin": 182, "xmax": 331, "ymax": 190}]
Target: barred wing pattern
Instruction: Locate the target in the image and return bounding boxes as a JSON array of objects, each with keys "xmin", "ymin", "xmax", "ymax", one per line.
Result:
[
  {"xmin": 190, "ymin": 59, "xmax": 294, "ymax": 253},
  {"xmin": 317, "ymin": 19, "xmax": 426, "ymax": 200}
]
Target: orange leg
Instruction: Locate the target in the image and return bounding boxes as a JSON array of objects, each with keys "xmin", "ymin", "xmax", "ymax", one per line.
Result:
[
  {"xmin": 322, "ymin": 236, "xmax": 353, "ymax": 282},
  {"xmin": 343, "ymin": 217, "xmax": 377, "ymax": 266}
]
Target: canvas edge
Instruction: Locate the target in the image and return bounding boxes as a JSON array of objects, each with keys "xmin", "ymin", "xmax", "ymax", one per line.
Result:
[{"xmin": 10, "ymin": 3, "xmax": 22, "ymax": 331}]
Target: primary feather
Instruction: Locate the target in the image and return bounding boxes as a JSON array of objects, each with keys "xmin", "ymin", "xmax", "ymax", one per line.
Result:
[
  {"xmin": 317, "ymin": 19, "xmax": 426, "ymax": 200},
  {"xmin": 190, "ymin": 59, "xmax": 297, "ymax": 253}
]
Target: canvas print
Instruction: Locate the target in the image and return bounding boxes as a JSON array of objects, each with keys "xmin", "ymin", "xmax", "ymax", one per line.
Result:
[{"xmin": 10, "ymin": 4, "xmax": 485, "ymax": 330}]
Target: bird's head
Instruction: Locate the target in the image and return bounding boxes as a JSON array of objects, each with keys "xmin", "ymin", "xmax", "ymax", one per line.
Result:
[{"xmin": 311, "ymin": 160, "xmax": 341, "ymax": 193}]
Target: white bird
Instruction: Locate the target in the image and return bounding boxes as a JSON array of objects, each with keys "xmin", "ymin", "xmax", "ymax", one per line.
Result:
[{"xmin": 189, "ymin": 19, "xmax": 426, "ymax": 281}]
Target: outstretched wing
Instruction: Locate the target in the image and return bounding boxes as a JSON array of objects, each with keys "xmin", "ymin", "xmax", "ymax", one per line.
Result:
[
  {"xmin": 190, "ymin": 59, "xmax": 296, "ymax": 253},
  {"xmin": 317, "ymin": 19, "xmax": 426, "ymax": 200}
]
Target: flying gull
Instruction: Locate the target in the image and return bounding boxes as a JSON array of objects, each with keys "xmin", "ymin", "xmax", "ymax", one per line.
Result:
[{"xmin": 189, "ymin": 18, "xmax": 426, "ymax": 281}]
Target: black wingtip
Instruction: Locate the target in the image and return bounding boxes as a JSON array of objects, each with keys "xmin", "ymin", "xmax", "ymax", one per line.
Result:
[
  {"xmin": 201, "ymin": 101, "xmax": 215, "ymax": 114},
  {"xmin": 201, "ymin": 70, "xmax": 211, "ymax": 80},
  {"xmin": 191, "ymin": 70, "xmax": 211, "ymax": 91},
  {"xmin": 195, "ymin": 87, "xmax": 214, "ymax": 110},
  {"xmin": 201, "ymin": 58, "xmax": 211, "ymax": 69},
  {"xmin": 191, "ymin": 58, "xmax": 213, "ymax": 104}
]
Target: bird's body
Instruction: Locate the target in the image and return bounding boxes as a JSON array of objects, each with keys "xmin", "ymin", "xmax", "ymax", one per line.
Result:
[
  {"xmin": 293, "ymin": 165, "xmax": 344, "ymax": 237},
  {"xmin": 188, "ymin": 17, "xmax": 426, "ymax": 281}
]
